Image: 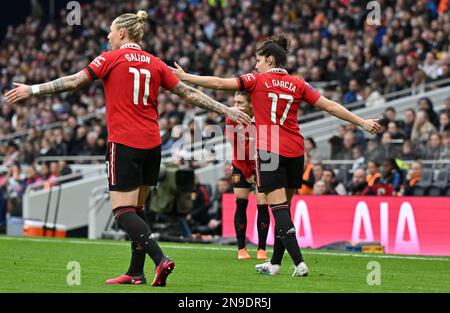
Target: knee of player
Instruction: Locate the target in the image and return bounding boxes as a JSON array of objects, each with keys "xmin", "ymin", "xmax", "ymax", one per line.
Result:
[{"xmin": 277, "ymin": 225, "xmax": 296, "ymax": 239}]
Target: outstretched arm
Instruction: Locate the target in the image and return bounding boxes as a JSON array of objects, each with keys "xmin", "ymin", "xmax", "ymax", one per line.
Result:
[
  {"xmin": 171, "ymin": 81, "xmax": 251, "ymax": 126},
  {"xmin": 5, "ymin": 70, "xmax": 91, "ymax": 103},
  {"xmin": 170, "ymin": 62, "xmax": 239, "ymax": 91},
  {"xmin": 313, "ymin": 96, "xmax": 382, "ymax": 134}
]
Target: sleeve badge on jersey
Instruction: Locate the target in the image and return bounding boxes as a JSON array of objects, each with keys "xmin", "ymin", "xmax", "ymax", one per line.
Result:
[
  {"xmin": 244, "ymin": 73, "xmax": 256, "ymax": 82},
  {"xmin": 92, "ymin": 56, "xmax": 106, "ymax": 68}
]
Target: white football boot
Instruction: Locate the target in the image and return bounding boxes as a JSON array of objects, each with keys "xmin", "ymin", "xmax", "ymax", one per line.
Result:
[
  {"xmin": 292, "ymin": 262, "xmax": 309, "ymax": 277},
  {"xmin": 255, "ymin": 262, "xmax": 280, "ymax": 275}
]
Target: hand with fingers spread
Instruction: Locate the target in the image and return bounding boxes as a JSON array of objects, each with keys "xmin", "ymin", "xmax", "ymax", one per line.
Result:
[
  {"xmin": 361, "ymin": 119, "xmax": 383, "ymax": 134},
  {"xmin": 226, "ymin": 106, "xmax": 252, "ymax": 127},
  {"xmin": 5, "ymin": 83, "xmax": 32, "ymax": 103},
  {"xmin": 170, "ymin": 62, "xmax": 187, "ymax": 80}
]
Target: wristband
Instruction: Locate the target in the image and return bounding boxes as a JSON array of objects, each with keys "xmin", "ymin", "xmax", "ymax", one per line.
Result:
[{"xmin": 31, "ymin": 85, "xmax": 40, "ymax": 95}]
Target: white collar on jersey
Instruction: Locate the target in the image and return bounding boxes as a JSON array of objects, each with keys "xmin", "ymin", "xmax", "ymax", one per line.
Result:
[
  {"xmin": 120, "ymin": 43, "xmax": 142, "ymax": 50},
  {"xmin": 267, "ymin": 68, "xmax": 288, "ymax": 74}
]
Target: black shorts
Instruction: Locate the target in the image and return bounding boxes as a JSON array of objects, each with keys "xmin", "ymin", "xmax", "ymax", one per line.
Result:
[
  {"xmin": 255, "ymin": 150, "xmax": 304, "ymax": 193},
  {"xmin": 106, "ymin": 142, "xmax": 161, "ymax": 191},
  {"xmin": 232, "ymin": 166, "xmax": 253, "ymax": 189}
]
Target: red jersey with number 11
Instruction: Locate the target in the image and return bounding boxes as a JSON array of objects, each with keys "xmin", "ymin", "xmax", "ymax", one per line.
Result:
[
  {"xmin": 236, "ymin": 69, "xmax": 321, "ymax": 157},
  {"xmin": 83, "ymin": 43, "xmax": 180, "ymax": 149}
]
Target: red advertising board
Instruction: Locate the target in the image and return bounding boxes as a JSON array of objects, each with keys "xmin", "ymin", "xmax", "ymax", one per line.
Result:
[{"xmin": 222, "ymin": 194, "xmax": 450, "ymax": 256}]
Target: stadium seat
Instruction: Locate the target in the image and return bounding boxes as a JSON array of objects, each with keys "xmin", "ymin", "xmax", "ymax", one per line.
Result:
[
  {"xmin": 445, "ymin": 186, "xmax": 450, "ymax": 197},
  {"xmin": 427, "ymin": 170, "xmax": 449, "ymax": 196},
  {"xmin": 413, "ymin": 168, "xmax": 434, "ymax": 195},
  {"xmin": 412, "ymin": 185, "xmax": 427, "ymax": 196}
]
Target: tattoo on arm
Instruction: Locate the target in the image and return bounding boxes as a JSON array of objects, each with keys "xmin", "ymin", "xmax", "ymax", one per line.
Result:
[
  {"xmin": 36, "ymin": 71, "xmax": 91, "ymax": 95},
  {"xmin": 171, "ymin": 82, "xmax": 228, "ymax": 115}
]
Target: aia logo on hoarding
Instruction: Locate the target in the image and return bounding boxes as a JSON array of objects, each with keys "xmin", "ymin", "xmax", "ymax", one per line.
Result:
[{"xmin": 351, "ymin": 201, "xmax": 419, "ymax": 254}]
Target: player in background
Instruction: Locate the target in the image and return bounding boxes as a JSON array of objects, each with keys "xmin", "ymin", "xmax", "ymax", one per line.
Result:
[
  {"xmin": 171, "ymin": 34, "xmax": 382, "ymax": 277},
  {"xmin": 5, "ymin": 10, "xmax": 251, "ymax": 287},
  {"xmin": 226, "ymin": 91, "xmax": 270, "ymax": 261}
]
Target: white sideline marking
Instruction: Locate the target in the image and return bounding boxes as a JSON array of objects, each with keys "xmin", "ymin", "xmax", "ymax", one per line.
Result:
[{"xmin": 1, "ymin": 236, "xmax": 449, "ymax": 262}]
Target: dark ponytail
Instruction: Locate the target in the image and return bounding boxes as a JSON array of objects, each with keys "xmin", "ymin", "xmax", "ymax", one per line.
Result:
[{"xmin": 256, "ymin": 34, "xmax": 290, "ymax": 67}]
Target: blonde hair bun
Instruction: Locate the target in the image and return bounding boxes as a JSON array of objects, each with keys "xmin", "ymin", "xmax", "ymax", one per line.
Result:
[{"xmin": 136, "ymin": 10, "xmax": 148, "ymax": 23}]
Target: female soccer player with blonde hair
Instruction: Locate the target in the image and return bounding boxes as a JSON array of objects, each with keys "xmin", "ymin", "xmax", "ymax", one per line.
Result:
[{"xmin": 6, "ymin": 10, "xmax": 250, "ymax": 287}]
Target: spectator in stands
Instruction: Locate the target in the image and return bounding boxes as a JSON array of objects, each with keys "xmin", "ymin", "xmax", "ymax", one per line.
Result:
[
  {"xmin": 365, "ymin": 139, "xmax": 384, "ymax": 163},
  {"xmin": 58, "ymin": 160, "xmax": 72, "ymax": 176},
  {"xmin": 22, "ymin": 164, "xmax": 44, "ymax": 191},
  {"xmin": 2, "ymin": 163, "xmax": 24, "ymax": 218},
  {"xmin": 442, "ymin": 98, "xmax": 450, "ymax": 115},
  {"xmin": 422, "ymin": 132, "xmax": 442, "ymax": 160},
  {"xmin": 2, "ymin": 142, "xmax": 20, "ymax": 167},
  {"xmin": 346, "ymin": 168, "xmax": 371, "ymax": 196},
  {"xmin": 401, "ymin": 140, "xmax": 420, "ymax": 161},
  {"xmin": 313, "ymin": 180, "xmax": 332, "ymax": 196},
  {"xmin": 345, "ymin": 123, "xmax": 366, "ymax": 148},
  {"xmin": 379, "ymin": 132, "xmax": 402, "ymax": 160},
  {"xmin": 380, "ymin": 158, "xmax": 404, "ymax": 194},
  {"xmin": 384, "ymin": 107, "xmax": 398, "ymax": 125},
  {"xmin": 366, "ymin": 161, "xmax": 382, "ymax": 187},
  {"xmin": 403, "ymin": 109, "xmax": 416, "ymax": 140},
  {"xmin": 322, "ymin": 168, "xmax": 346, "ymax": 195},
  {"xmin": 351, "ymin": 145, "xmax": 366, "ymax": 172},
  {"xmin": 312, "ymin": 162, "xmax": 324, "ymax": 186},
  {"xmin": 418, "ymin": 97, "xmax": 439, "ymax": 129},
  {"xmin": 438, "ymin": 111, "xmax": 450, "ymax": 133},
  {"xmin": 411, "ymin": 109, "xmax": 437, "ymax": 145},
  {"xmin": 80, "ymin": 131, "xmax": 102, "ymax": 155},
  {"xmin": 163, "ymin": 124, "xmax": 183, "ymax": 152},
  {"xmin": 343, "ymin": 79, "xmax": 359, "ymax": 104},
  {"xmin": 421, "ymin": 52, "xmax": 440, "ymax": 80},
  {"xmin": 304, "ymin": 137, "xmax": 321, "ymax": 162},
  {"xmin": 440, "ymin": 131, "xmax": 450, "ymax": 168},
  {"xmin": 387, "ymin": 121, "xmax": 406, "ymax": 140},
  {"xmin": 335, "ymin": 131, "xmax": 355, "ymax": 160},
  {"xmin": 403, "ymin": 161, "xmax": 423, "ymax": 196},
  {"xmin": 298, "ymin": 155, "xmax": 314, "ymax": 195},
  {"xmin": 328, "ymin": 125, "xmax": 345, "ymax": 160},
  {"xmin": 52, "ymin": 128, "xmax": 69, "ymax": 156},
  {"xmin": 39, "ymin": 162, "xmax": 50, "ymax": 182}
]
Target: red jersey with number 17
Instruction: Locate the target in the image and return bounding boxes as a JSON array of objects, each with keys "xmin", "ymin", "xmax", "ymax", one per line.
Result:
[
  {"xmin": 236, "ymin": 69, "xmax": 321, "ymax": 157},
  {"xmin": 83, "ymin": 43, "xmax": 180, "ymax": 149}
]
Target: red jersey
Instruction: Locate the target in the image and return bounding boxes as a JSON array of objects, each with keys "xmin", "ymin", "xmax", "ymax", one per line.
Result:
[
  {"xmin": 83, "ymin": 43, "xmax": 180, "ymax": 149},
  {"xmin": 236, "ymin": 69, "xmax": 321, "ymax": 157},
  {"xmin": 225, "ymin": 118, "xmax": 256, "ymax": 179}
]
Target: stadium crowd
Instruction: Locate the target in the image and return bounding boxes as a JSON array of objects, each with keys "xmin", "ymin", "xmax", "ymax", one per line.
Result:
[{"xmin": 1, "ymin": 0, "xmax": 450, "ymax": 234}]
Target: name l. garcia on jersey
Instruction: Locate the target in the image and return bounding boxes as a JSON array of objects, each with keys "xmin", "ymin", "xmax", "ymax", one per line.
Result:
[{"xmin": 264, "ymin": 79, "xmax": 297, "ymax": 92}]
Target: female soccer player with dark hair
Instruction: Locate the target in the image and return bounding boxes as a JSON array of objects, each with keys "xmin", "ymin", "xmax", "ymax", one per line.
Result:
[
  {"xmin": 227, "ymin": 91, "xmax": 270, "ymax": 261},
  {"xmin": 172, "ymin": 34, "xmax": 382, "ymax": 277},
  {"xmin": 5, "ymin": 10, "xmax": 250, "ymax": 287}
]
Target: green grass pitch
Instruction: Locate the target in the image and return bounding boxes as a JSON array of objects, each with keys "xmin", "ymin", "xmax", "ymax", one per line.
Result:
[{"xmin": 1, "ymin": 236, "xmax": 449, "ymax": 293}]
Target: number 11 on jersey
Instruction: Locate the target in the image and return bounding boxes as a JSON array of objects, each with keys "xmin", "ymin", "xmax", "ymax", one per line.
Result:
[{"xmin": 129, "ymin": 66, "xmax": 151, "ymax": 105}]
